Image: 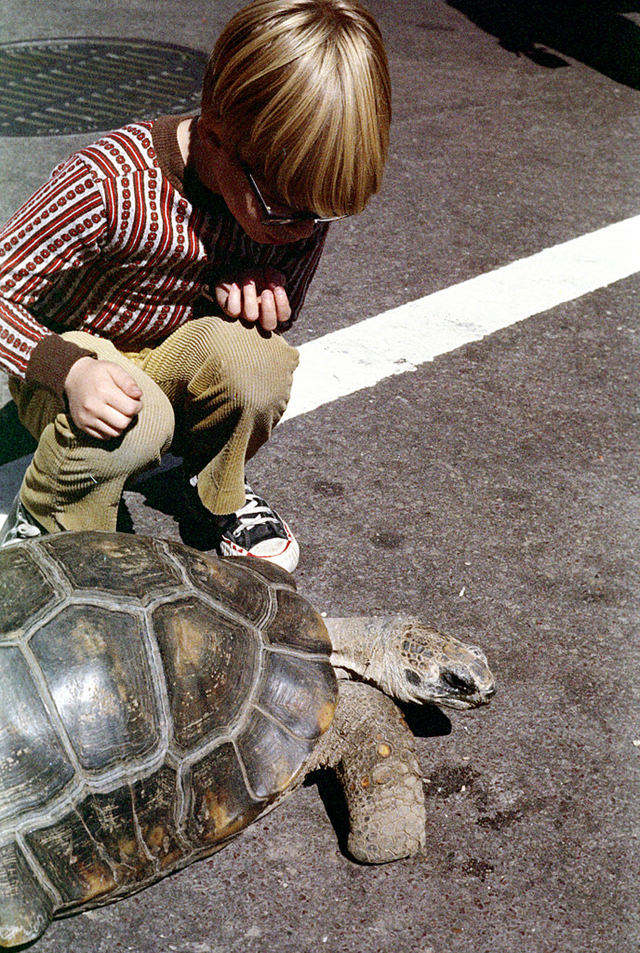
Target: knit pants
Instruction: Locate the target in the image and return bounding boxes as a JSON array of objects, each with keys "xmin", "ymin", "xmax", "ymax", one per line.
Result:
[{"xmin": 9, "ymin": 316, "xmax": 299, "ymax": 533}]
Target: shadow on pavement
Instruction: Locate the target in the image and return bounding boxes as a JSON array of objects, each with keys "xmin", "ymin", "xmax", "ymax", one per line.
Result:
[
  {"xmin": 133, "ymin": 460, "xmax": 221, "ymax": 551},
  {"xmin": 446, "ymin": 0, "xmax": 640, "ymax": 89},
  {"xmin": 401, "ymin": 702, "xmax": 453, "ymax": 739},
  {"xmin": 309, "ymin": 770, "xmax": 352, "ymax": 859},
  {"xmin": 0, "ymin": 400, "xmax": 36, "ymax": 465},
  {"xmin": 134, "ymin": 460, "xmax": 185, "ymax": 520}
]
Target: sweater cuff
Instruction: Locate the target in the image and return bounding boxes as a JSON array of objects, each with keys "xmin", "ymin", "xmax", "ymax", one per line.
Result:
[{"xmin": 25, "ymin": 334, "xmax": 96, "ymax": 397}]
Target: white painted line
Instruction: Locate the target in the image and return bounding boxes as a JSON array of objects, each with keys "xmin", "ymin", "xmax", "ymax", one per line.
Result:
[{"xmin": 282, "ymin": 214, "xmax": 640, "ymax": 421}]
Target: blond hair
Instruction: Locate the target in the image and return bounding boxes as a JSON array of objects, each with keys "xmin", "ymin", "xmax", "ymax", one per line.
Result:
[{"xmin": 202, "ymin": 0, "xmax": 391, "ymax": 217}]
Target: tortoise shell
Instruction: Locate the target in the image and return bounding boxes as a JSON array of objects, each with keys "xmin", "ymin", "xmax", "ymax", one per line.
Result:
[{"xmin": 0, "ymin": 532, "xmax": 337, "ymax": 946}]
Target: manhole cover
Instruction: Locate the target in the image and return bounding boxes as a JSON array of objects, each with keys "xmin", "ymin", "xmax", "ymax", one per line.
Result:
[{"xmin": 0, "ymin": 37, "xmax": 208, "ymax": 137}]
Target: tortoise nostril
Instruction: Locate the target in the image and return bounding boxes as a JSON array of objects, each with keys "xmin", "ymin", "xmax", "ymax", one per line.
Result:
[{"xmin": 443, "ymin": 670, "xmax": 475, "ymax": 694}]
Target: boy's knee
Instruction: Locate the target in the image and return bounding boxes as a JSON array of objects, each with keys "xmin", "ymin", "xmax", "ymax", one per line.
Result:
[
  {"xmin": 220, "ymin": 341, "xmax": 298, "ymax": 415},
  {"xmin": 121, "ymin": 386, "xmax": 174, "ymax": 471},
  {"xmin": 198, "ymin": 321, "xmax": 299, "ymax": 414},
  {"xmin": 65, "ymin": 385, "xmax": 174, "ymax": 481}
]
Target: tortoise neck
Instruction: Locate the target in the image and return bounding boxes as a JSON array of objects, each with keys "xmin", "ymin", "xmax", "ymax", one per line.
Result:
[{"xmin": 324, "ymin": 616, "xmax": 401, "ymax": 686}]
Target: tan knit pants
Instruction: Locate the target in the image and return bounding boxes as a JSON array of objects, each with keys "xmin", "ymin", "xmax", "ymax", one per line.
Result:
[{"xmin": 9, "ymin": 316, "xmax": 299, "ymax": 533}]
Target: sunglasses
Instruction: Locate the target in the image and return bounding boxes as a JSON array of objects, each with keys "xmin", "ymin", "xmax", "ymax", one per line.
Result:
[{"xmin": 239, "ymin": 159, "xmax": 348, "ymax": 227}]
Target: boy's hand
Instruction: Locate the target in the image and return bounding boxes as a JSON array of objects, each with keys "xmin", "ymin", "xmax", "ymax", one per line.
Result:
[
  {"xmin": 215, "ymin": 267, "xmax": 291, "ymax": 331},
  {"xmin": 64, "ymin": 357, "xmax": 143, "ymax": 440}
]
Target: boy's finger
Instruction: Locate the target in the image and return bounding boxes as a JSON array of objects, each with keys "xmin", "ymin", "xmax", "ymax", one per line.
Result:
[
  {"xmin": 76, "ymin": 409, "xmax": 127, "ymax": 440},
  {"xmin": 80, "ymin": 423, "xmax": 111, "ymax": 441},
  {"xmin": 258, "ymin": 289, "xmax": 277, "ymax": 331},
  {"xmin": 241, "ymin": 280, "xmax": 259, "ymax": 321},
  {"xmin": 96, "ymin": 405, "xmax": 135, "ymax": 435},
  {"xmin": 105, "ymin": 391, "xmax": 142, "ymax": 420},
  {"xmin": 225, "ymin": 282, "xmax": 242, "ymax": 317},
  {"xmin": 215, "ymin": 282, "xmax": 231, "ymax": 312},
  {"xmin": 272, "ymin": 285, "xmax": 291, "ymax": 323},
  {"xmin": 109, "ymin": 363, "xmax": 143, "ymax": 401}
]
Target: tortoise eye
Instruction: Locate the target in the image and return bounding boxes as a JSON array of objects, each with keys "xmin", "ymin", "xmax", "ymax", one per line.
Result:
[{"xmin": 404, "ymin": 669, "xmax": 422, "ymax": 687}]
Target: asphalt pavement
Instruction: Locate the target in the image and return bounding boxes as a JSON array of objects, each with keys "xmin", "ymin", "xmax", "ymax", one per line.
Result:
[{"xmin": 0, "ymin": 2, "xmax": 638, "ymax": 952}]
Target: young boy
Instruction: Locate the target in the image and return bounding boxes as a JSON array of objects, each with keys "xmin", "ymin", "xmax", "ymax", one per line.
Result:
[{"xmin": 0, "ymin": 0, "xmax": 391, "ymax": 571}]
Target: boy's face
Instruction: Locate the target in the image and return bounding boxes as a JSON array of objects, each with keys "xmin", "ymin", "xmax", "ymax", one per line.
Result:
[{"xmin": 195, "ymin": 117, "xmax": 317, "ymax": 246}]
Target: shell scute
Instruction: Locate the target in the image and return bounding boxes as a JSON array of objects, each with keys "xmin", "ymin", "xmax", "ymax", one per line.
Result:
[
  {"xmin": 220, "ymin": 554, "xmax": 298, "ymax": 590},
  {"xmin": 56, "ymin": 766, "xmax": 184, "ymax": 888},
  {"xmin": 69, "ymin": 786, "xmax": 154, "ymax": 884},
  {"xmin": 236, "ymin": 708, "xmax": 316, "ymax": 800},
  {"xmin": 0, "ymin": 546, "xmax": 58, "ymax": 641},
  {"xmin": 30, "ymin": 604, "xmax": 160, "ymax": 772},
  {"xmin": 40, "ymin": 532, "xmax": 182, "ymax": 602},
  {"xmin": 150, "ymin": 596, "xmax": 259, "ymax": 751},
  {"xmin": 25, "ymin": 809, "xmax": 118, "ymax": 907},
  {"xmin": 164, "ymin": 542, "xmax": 277, "ymax": 627},
  {"xmin": 257, "ymin": 652, "xmax": 338, "ymax": 740},
  {"xmin": 264, "ymin": 589, "xmax": 332, "ymax": 656},
  {"xmin": 186, "ymin": 742, "xmax": 265, "ymax": 848},
  {"xmin": 127, "ymin": 766, "xmax": 185, "ymax": 871},
  {"xmin": 0, "ymin": 646, "xmax": 74, "ymax": 824}
]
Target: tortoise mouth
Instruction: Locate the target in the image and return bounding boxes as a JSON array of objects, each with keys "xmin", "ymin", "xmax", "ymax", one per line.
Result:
[
  {"xmin": 430, "ymin": 681, "xmax": 496, "ymax": 710},
  {"xmin": 427, "ymin": 668, "xmax": 496, "ymax": 709},
  {"xmin": 395, "ymin": 667, "xmax": 496, "ymax": 709}
]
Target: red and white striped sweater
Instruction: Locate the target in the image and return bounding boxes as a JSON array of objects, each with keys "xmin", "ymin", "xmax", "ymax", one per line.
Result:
[{"xmin": 0, "ymin": 115, "xmax": 327, "ymax": 396}]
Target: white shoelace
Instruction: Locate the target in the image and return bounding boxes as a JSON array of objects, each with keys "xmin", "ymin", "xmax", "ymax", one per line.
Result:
[
  {"xmin": 188, "ymin": 474, "xmax": 282, "ymax": 536},
  {"xmin": 232, "ymin": 489, "xmax": 281, "ymax": 537}
]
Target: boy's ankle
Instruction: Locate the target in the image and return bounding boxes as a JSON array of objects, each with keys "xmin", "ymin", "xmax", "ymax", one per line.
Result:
[{"xmin": 182, "ymin": 474, "xmax": 299, "ymax": 573}]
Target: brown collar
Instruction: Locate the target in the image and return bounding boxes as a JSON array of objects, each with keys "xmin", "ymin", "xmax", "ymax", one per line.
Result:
[
  {"xmin": 151, "ymin": 114, "xmax": 224, "ymax": 214},
  {"xmin": 151, "ymin": 114, "xmax": 194, "ymax": 195}
]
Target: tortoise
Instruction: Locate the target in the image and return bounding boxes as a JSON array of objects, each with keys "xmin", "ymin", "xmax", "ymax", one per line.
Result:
[{"xmin": 0, "ymin": 531, "xmax": 495, "ymax": 947}]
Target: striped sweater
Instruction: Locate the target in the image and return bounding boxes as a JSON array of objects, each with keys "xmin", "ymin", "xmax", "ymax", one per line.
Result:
[{"xmin": 0, "ymin": 115, "xmax": 328, "ymax": 396}]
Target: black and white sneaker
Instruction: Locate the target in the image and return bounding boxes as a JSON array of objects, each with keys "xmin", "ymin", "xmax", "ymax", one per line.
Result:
[
  {"xmin": 183, "ymin": 475, "xmax": 299, "ymax": 573},
  {"xmin": 0, "ymin": 493, "xmax": 47, "ymax": 548}
]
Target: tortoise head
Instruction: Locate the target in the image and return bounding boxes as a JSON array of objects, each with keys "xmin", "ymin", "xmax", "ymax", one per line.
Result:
[{"xmin": 380, "ymin": 618, "xmax": 496, "ymax": 710}]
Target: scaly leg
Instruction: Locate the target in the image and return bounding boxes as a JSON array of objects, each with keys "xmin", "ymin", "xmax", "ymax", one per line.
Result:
[{"xmin": 314, "ymin": 681, "xmax": 426, "ymax": 864}]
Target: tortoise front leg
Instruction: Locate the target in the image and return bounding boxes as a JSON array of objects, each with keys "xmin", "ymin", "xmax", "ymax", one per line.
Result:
[{"xmin": 320, "ymin": 681, "xmax": 426, "ymax": 864}]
